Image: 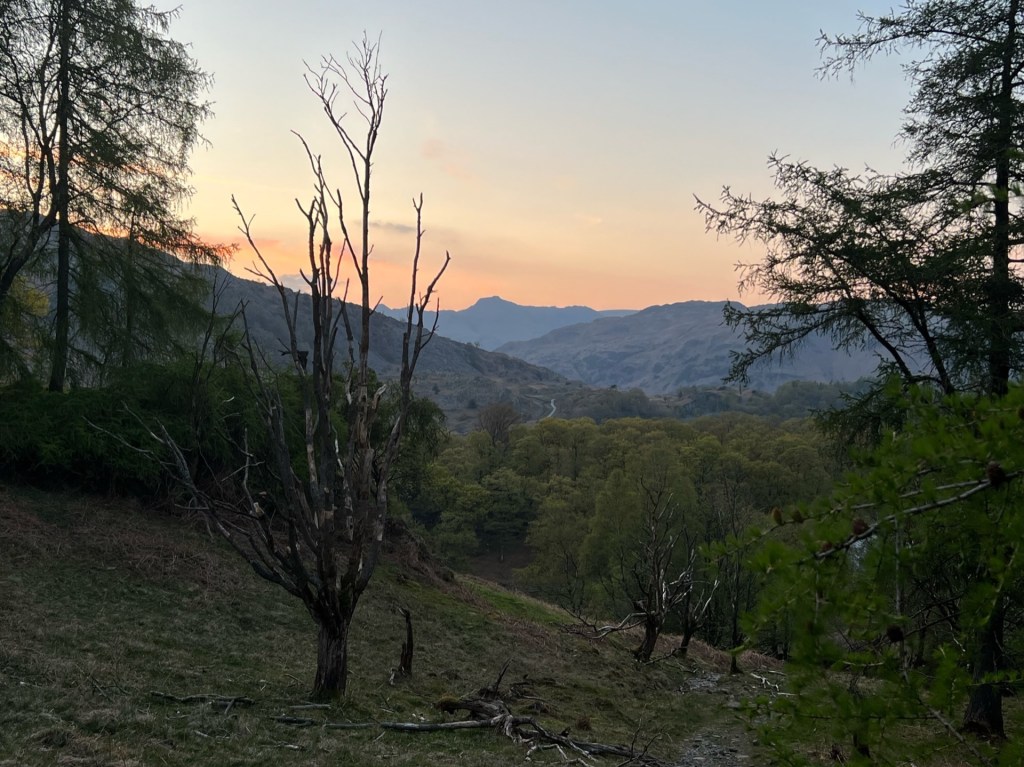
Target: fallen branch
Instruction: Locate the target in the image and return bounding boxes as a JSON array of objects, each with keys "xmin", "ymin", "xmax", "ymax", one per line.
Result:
[
  {"xmin": 273, "ymin": 713, "xmax": 526, "ymax": 732},
  {"xmin": 272, "ymin": 716, "xmax": 374, "ymax": 729},
  {"xmin": 271, "ymin": 710, "xmax": 671, "ymax": 766},
  {"xmin": 151, "ymin": 691, "xmax": 255, "ymax": 709}
]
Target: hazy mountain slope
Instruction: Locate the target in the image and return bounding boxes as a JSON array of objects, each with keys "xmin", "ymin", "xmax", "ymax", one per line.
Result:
[
  {"xmin": 209, "ymin": 272, "xmax": 876, "ymax": 427},
  {"xmin": 497, "ymin": 301, "xmax": 880, "ymax": 394},
  {"xmin": 379, "ymin": 296, "xmax": 634, "ymax": 350},
  {"xmin": 213, "ymin": 271, "xmax": 564, "ymax": 382},
  {"xmin": 213, "ymin": 270, "xmax": 681, "ymax": 431}
]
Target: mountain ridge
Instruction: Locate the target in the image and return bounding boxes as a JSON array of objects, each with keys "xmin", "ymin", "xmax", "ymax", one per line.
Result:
[
  {"xmin": 496, "ymin": 300, "xmax": 880, "ymax": 394},
  {"xmin": 210, "ymin": 269, "xmax": 678, "ymax": 431},
  {"xmin": 378, "ymin": 295, "xmax": 634, "ymax": 350}
]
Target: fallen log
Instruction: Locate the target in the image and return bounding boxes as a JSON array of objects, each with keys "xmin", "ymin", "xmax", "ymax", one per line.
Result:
[{"xmin": 272, "ymin": 711, "xmax": 670, "ymax": 766}]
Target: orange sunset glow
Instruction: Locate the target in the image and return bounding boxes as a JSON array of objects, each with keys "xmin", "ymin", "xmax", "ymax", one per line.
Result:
[{"xmin": 165, "ymin": 0, "xmax": 909, "ymax": 312}]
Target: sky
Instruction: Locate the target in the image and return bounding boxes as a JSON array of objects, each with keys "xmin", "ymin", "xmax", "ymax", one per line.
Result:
[{"xmin": 162, "ymin": 1, "xmax": 910, "ymax": 311}]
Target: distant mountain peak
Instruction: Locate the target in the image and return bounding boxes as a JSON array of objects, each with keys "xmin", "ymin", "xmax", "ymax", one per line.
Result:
[{"xmin": 378, "ymin": 296, "xmax": 635, "ymax": 350}]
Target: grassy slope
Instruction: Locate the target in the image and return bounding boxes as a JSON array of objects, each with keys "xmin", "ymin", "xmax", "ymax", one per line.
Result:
[{"xmin": 0, "ymin": 486, "xmax": 759, "ymax": 767}]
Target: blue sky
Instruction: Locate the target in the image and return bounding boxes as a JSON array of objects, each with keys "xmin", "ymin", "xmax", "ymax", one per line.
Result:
[{"xmin": 165, "ymin": 1, "xmax": 910, "ymax": 309}]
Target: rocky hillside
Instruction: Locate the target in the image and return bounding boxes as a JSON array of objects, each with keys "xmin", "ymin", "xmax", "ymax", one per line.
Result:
[{"xmin": 498, "ymin": 301, "xmax": 879, "ymax": 394}]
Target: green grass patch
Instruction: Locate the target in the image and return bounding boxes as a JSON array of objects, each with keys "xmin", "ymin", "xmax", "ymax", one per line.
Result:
[
  {"xmin": 0, "ymin": 485, "xmax": 766, "ymax": 765},
  {"xmin": 460, "ymin": 575, "xmax": 565, "ymax": 627}
]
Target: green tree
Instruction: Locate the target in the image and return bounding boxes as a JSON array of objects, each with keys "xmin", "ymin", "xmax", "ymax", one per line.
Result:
[
  {"xmin": 749, "ymin": 387, "xmax": 1024, "ymax": 764},
  {"xmin": 521, "ymin": 475, "xmax": 592, "ymax": 607},
  {"xmin": 0, "ymin": 0, "xmax": 217, "ymax": 387},
  {"xmin": 701, "ymin": 0, "xmax": 1024, "ymax": 737},
  {"xmin": 419, "ymin": 463, "xmax": 489, "ymax": 566},
  {"xmin": 478, "ymin": 467, "xmax": 535, "ymax": 560}
]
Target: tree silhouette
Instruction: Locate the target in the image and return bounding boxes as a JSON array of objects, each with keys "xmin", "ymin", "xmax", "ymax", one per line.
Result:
[{"xmin": 160, "ymin": 38, "xmax": 448, "ymax": 698}]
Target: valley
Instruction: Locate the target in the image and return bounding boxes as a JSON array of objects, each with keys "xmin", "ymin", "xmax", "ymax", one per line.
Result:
[{"xmin": 221, "ymin": 266, "xmax": 874, "ymax": 430}]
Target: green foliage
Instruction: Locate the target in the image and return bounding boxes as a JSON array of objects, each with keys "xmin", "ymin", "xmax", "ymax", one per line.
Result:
[
  {"xmin": 0, "ymin": 274, "xmax": 48, "ymax": 381},
  {"xmin": 417, "ymin": 413, "xmax": 836, "ymax": 654},
  {"xmin": 65, "ymin": 245, "xmax": 215, "ymax": 383},
  {"xmin": 710, "ymin": 1, "xmax": 1024, "ymax": 744},
  {"xmin": 0, "ymin": 0, "xmax": 219, "ymax": 386},
  {"xmin": 0, "ymin": 361, "xmax": 260, "ymax": 494},
  {"xmin": 410, "ymin": 462, "xmax": 488, "ymax": 566},
  {"xmin": 746, "ymin": 385, "xmax": 1024, "ymax": 764}
]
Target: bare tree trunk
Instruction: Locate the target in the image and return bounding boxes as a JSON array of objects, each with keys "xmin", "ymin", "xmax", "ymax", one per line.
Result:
[
  {"xmin": 398, "ymin": 607, "xmax": 414, "ymax": 676},
  {"xmin": 634, "ymin": 614, "xmax": 662, "ymax": 662},
  {"xmin": 676, "ymin": 624, "xmax": 695, "ymax": 658},
  {"xmin": 963, "ymin": 599, "xmax": 1005, "ymax": 738},
  {"xmin": 729, "ymin": 563, "xmax": 743, "ymax": 674},
  {"xmin": 313, "ymin": 614, "xmax": 351, "ymax": 700}
]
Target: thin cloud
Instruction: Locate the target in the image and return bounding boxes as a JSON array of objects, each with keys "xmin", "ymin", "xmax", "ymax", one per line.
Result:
[
  {"xmin": 279, "ymin": 273, "xmax": 311, "ymax": 293},
  {"xmin": 372, "ymin": 220, "xmax": 417, "ymax": 235},
  {"xmin": 421, "ymin": 138, "xmax": 474, "ymax": 182}
]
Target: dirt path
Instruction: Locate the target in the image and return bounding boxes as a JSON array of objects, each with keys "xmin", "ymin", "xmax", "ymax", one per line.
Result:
[
  {"xmin": 676, "ymin": 733, "xmax": 752, "ymax": 765},
  {"xmin": 671, "ymin": 668, "xmax": 769, "ymax": 766}
]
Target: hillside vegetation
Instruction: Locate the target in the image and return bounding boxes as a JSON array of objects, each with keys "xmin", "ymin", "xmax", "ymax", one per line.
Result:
[{"xmin": 0, "ymin": 487, "xmax": 772, "ymax": 766}]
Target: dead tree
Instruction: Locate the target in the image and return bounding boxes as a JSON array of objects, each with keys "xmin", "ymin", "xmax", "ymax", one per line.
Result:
[
  {"xmin": 629, "ymin": 475, "xmax": 698, "ymax": 662},
  {"xmin": 476, "ymin": 401, "xmax": 521, "ymax": 446},
  {"xmin": 159, "ymin": 37, "xmax": 448, "ymax": 699},
  {"xmin": 570, "ymin": 465, "xmax": 710, "ymax": 663}
]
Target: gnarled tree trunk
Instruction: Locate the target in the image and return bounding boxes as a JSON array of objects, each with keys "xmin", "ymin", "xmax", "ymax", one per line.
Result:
[
  {"xmin": 313, "ymin": 614, "xmax": 352, "ymax": 699},
  {"xmin": 634, "ymin": 614, "xmax": 662, "ymax": 662}
]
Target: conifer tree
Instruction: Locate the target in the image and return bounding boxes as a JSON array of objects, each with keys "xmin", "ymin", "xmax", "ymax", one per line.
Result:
[
  {"xmin": 701, "ymin": 0, "xmax": 1024, "ymax": 742},
  {"xmin": 0, "ymin": 0, "xmax": 216, "ymax": 386}
]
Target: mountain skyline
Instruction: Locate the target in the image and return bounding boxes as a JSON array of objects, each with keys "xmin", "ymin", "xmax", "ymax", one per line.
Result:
[
  {"xmin": 496, "ymin": 300, "xmax": 879, "ymax": 395},
  {"xmin": 373, "ymin": 293, "xmax": 881, "ymax": 395},
  {"xmin": 377, "ymin": 295, "xmax": 634, "ymax": 350}
]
